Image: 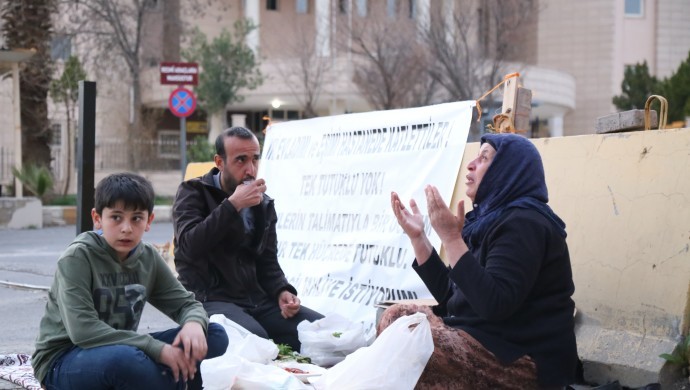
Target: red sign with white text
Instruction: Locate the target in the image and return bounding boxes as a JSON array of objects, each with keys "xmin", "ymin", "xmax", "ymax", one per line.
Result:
[{"xmin": 160, "ymin": 62, "xmax": 198, "ymax": 85}]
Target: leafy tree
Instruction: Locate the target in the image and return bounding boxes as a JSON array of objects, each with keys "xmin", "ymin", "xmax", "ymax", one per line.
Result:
[
  {"xmin": 58, "ymin": 0, "xmax": 187, "ymax": 169},
  {"xmin": 660, "ymin": 51, "xmax": 690, "ymax": 123},
  {"xmin": 50, "ymin": 56, "xmax": 87, "ymax": 195},
  {"xmin": 612, "ymin": 61, "xmax": 662, "ymax": 110},
  {"xmin": 0, "ymin": 0, "xmax": 56, "ymax": 169},
  {"xmin": 182, "ymin": 21, "xmax": 263, "ymax": 141},
  {"xmin": 186, "ymin": 137, "xmax": 215, "ymax": 163}
]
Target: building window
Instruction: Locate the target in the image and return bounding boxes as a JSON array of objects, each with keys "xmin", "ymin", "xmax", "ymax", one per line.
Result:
[
  {"xmin": 408, "ymin": 0, "xmax": 416, "ymax": 19},
  {"xmin": 356, "ymin": 0, "xmax": 367, "ymax": 17},
  {"xmin": 158, "ymin": 130, "xmax": 180, "ymax": 159},
  {"xmin": 338, "ymin": 0, "xmax": 348, "ymax": 14},
  {"xmin": 296, "ymin": 0, "xmax": 308, "ymax": 13},
  {"xmin": 386, "ymin": 0, "xmax": 397, "ymax": 18},
  {"xmin": 266, "ymin": 0, "xmax": 278, "ymax": 11},
  {"xmin": 51, "ymin": 35, "xmax": 71, "ymax": 61},
  {"xmin": 50, "ymin": 123, "xmax": 62, "ymax": 146},
  {"xmin": 624, "ymin": 0, "xmax": 643, "ymax": 17},
  {"xmin": 145, "ymin": 0, "xmax": 160, "ymax": 10}
]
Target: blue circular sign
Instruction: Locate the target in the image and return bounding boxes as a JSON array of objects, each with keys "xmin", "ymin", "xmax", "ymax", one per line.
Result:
[{"xmin": 168, "ymin": 87, "xmax": 196, "ymax": 118}]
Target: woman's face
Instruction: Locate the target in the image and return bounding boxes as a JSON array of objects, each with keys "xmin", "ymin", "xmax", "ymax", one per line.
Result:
[{"xmin": 465, "ymin": 143, "xmax": 497, "ymax": 202}]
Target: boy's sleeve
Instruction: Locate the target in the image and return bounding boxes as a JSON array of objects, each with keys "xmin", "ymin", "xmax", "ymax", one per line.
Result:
[
  {"xmin": 56, "ymin": 255, "xmax": 167, "ymax": 361},
  {"xmin": 148, "ymin": 250, "xmax": 209, "ymax": 332}
]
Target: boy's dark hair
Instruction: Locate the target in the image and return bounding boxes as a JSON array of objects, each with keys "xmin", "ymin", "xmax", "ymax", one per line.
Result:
[
  {"xmin": 215, "ymin": 126, "xmax": 255, "ymax": 161},
  {"xmin": 94, "ymin": 172, "xmax": 155, "ymax": 214}
]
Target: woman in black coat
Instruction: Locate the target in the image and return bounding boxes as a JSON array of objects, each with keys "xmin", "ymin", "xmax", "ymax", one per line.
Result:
[{"xmin": 386, "ymin": 133, "xmax": 577, "ymax": 389}]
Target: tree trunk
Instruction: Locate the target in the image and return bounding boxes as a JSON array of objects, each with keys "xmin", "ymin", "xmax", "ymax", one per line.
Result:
[
  {"xmin": 61, "ymin": 100, "xmax": 73, "ymax": 195},
  {"xmin": 128, "ymin": 77, "xmax": 143, "ymax": 170},
  {"xmin": 207, "ymin": 111, "xmax": 226, "ymax": 143}
]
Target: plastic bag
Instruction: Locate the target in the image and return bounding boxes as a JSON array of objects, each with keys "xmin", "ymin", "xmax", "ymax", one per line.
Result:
[
  {"xmin": 202, "ymin": 314, "xmax": 286, "ymax": 389},
  {"xmin": 210, "ymin": 314, "xmax": 278, "ymax": 364},
  {"xmin": 297, "ymin": 313, "xmax": 368, "ymax": 366},
  {"xmin": 232, "ymin": 360, "xmax": 309, "ymax": 390},
  {"xmin": 310, "ymin": 312, "xmax": 434, "ymax": 390},
  {"xmin": 200, "ymin": 354, "xmax": 242, "ymax": 390}
]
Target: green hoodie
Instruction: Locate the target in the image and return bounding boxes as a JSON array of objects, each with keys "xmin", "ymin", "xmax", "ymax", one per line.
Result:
[{"xmin": 32, "ymin": 231, "xmax": 209, "ymax": 383}]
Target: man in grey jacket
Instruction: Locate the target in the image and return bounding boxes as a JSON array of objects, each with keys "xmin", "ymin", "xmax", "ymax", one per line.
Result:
[{"xmin": 173, "ymin": 126, "xmax": 323, "ymax": 350}]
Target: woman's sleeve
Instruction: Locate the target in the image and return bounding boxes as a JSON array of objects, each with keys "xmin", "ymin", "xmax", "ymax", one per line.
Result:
[
  {"xmin": 413, "ymin": 249, "xmax": 453, "ymax": 310},
  {"xmin": 449, "ymin": 211, "xmax": 547, "ymax": 321}
]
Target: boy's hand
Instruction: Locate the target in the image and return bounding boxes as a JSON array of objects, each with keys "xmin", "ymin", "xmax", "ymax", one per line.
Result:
[
  {"xmin": 159, "ymin": 344, "xmax": 197, "ymax": 383},
  {"xmin": 174, "ymin": 321, "xmax": 208, "ymax": 363},
  {"xmin": 160, "ymin": 322, "xmax": 207, "ymax": 382}
]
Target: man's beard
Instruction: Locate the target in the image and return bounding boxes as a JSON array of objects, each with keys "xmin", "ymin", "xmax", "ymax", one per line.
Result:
[
  {"xmin": 221, "ymin": 171, "xmax": 254, "ymax": 194},
  {"xmin": 221, "ymin": 172, "xmax": 240, "ymax": 194}
]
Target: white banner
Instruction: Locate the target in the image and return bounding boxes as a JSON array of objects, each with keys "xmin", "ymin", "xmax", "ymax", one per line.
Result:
[{"xmin": 259, "ymin": 101, "xmax": 474, "ymax": 336}]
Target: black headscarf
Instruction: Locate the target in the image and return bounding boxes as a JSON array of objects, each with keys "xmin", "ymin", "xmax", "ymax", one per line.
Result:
[{"xmin": 461, "ymin": 133, "xmax": 566, "ymax": 250}]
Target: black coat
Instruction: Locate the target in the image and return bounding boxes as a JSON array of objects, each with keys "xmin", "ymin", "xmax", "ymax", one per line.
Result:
[
  {"xmin": 414, "ymin": 208, "xmax": 578, "ymax": 386},
  {"xmin": 172, "ymin": 167, "xmax": 296, "ymax": 305}
]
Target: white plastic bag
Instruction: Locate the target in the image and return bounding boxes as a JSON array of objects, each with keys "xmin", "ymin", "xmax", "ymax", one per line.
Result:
[
  {"xmin": 310, "ymin": 312, "xmax": 434, "ymax": 390},
  {"xmin": 232, "ymin": 359, "xmax": 310, "ymax": 390},
  {"xmin": 297, "ymin": 313, "xmax": 368, "ymax": 366},
  {"xmin": 200, "ymin": 354, "xmax": 242, "ymax": 390},
  {"xmin": 210, "ymin": 314, "xmax": 278, "ymax": 364},
  {"xmin": 202, "ymin": 314, "xmax": 283, "ymax": 389}
]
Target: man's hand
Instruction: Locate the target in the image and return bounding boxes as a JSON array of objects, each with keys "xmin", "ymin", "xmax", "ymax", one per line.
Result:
[
  {"xmin": 278, "ymin": 290, "xmax": 301, "ymax": 319},
  {"xmin": 228, "ymin": 178, "xmax": 267, "ymax": 210},
  {"xmin": 160, "ymin": 322, "xmax": 207, "ymax": 382}
]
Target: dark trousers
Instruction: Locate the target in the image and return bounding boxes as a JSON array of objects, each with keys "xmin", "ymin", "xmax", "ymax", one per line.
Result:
[
  {"xmin": 43, "ymin": 323, "xmax": 228, "ymax": 390},
  {"xmin": 203, "ymin": 299, "xmax": 323, "ymax": 351}
]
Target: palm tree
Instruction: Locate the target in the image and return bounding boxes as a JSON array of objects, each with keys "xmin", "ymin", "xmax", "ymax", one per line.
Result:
[{"xmin": 1, "ymin": 0, "xmax": 56, "ymax": 168}]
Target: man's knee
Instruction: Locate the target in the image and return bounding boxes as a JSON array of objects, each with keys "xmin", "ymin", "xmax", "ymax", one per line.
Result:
[{"xmin": 207, "ymin": 322, "xmax": 229, "ymax": 358}]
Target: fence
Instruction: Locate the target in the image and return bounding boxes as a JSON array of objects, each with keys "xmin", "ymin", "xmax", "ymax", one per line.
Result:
[
  {"xmin": 0, "ymin": 146, "xmax": 13, "ymax": 185},
  {"xmin": 96, "ymin": 137, "xmax": 195, "ymax": 171}
]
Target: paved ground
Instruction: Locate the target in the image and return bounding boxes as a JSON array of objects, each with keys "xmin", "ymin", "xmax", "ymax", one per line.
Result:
[{"xmin": 0, "ymin": 223, "xmax": 178, "ymax": 355}]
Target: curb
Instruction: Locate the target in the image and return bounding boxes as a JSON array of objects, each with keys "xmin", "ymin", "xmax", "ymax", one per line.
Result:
[
  {"xmin": 0, "ymin": 280, "xmax": 50, "ymax": 291},
  {"xmin": 43, "ymin": 205, "xmax": 173, "ymax": 227}
]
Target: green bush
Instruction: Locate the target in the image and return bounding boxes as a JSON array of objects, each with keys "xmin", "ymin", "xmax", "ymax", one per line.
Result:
[
  {"xmin": 46, "ymin": 194, "xmax": 173, "ymax": 206},
  {"xmin": 12, "ymin": 163, "xmax": 54, "ymax": 202},
  {"xmin": 187, "ymin": 137, "xmax": 215, "ymax": 163}
]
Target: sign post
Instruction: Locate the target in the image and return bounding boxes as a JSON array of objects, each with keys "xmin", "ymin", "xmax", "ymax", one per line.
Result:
[
  {"xmin": 160, "ymin": 61, "xmax": 199, "ymax": 179},
  {"xmin": 168, "ymin": 87, "xmax": 197, "ymax": 179}
]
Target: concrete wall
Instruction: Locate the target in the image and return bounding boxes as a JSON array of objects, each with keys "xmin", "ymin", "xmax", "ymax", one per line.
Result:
[
  {"xmin": 0, "ymin": 197, "xmax": 42, "ymax": 229},
  {"xmin": 451, "ymin": 128, "xmax": 690, "ymax": 387}
]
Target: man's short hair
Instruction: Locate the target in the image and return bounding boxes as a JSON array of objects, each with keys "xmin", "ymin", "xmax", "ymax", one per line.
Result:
[
  {"xmin": 215, "ymin": 126, "xmax": 255, "ymax": 160},
  {"xmin": 94, "ymin": 172, "xmax": 155, "ymax": 214}
]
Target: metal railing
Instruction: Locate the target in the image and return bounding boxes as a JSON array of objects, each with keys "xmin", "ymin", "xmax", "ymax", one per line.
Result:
[
  {"xmin": 0, "ymin": 146, "xmax": 14, "ymax": 185},
  {"xmin": 95, "ymin": 137, "xmax": 191, "ymax": 171}
]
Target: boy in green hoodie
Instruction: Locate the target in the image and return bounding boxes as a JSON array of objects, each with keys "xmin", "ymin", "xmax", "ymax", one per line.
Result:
[{"xmin": 32, "ymin": 173, "xmax": 228, "ymax": 390}]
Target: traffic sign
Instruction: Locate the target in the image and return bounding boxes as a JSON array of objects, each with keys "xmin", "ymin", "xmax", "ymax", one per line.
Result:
[
  {"xmin": 160, "ymin": 62, "xmax": 198, "ymax": 85},
  {"xmin": 169, "ymin": 87, "xmax": 196, "ymax": 118}
]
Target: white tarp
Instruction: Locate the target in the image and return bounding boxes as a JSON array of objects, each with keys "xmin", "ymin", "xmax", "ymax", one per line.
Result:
[{"xmin": 258, "ymin": 101, "xmax": 474, "ymax": 336}]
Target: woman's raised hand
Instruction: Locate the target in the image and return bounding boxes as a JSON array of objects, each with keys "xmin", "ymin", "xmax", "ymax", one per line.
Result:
[
  {"xmin": 425, "ymin": 185, "xmax": 465, "ymax": 243},
  {"xmin": 391, "ymin": 191, "xmax": 425, "ymax": 239}
]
